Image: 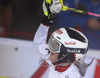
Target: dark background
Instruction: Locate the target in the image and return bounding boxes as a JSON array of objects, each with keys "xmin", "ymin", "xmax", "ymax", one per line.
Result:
[
  {"xmin": 0, "ymin": 0, "xmax": 57, "ymax": 40},
  {"xmin": 0, "ymin": 0, "xmax": 100, "ymax": 50}
]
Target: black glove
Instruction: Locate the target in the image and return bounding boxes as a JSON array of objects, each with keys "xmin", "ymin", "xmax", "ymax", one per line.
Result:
[{"xmin": 42, "ymin": 0, "xmax": 62, "ymax": 26}]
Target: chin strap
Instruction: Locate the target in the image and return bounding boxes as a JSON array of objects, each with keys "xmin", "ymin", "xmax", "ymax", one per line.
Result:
[{"xmin": 52, "ymin": 53, "xmax": 69, "ymax": 65}]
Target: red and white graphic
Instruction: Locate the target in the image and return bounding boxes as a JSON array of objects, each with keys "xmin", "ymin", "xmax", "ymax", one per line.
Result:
[
  {"xmin": 56, "ymin": 29, "xmax": 63, "ymax": 35},
  {"xmin": 65, "ymin": 42, "xmax": 76, "ymax": 45}
]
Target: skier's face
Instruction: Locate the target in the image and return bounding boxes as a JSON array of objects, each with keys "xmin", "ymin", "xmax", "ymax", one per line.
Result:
[{"xmin": 49, "ymin": 52, "xmax": 59, "ymax": 62}]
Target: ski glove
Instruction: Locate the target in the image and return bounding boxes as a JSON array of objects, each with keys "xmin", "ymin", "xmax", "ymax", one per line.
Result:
[{"xmin": 42, "ymin": 0, "xmax": 62, "ymax": 26}]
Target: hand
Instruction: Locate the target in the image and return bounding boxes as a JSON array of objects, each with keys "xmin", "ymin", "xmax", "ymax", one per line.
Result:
[
  {"xmin": 43, "ymin": 0, "xmax": 62, "ymax": 15},
  {"xmin": 42, "ymin": 0, "xmax": 62, "ymax": 26}
]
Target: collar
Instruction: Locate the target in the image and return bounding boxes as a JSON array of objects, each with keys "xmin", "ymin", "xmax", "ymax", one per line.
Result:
[{"xmin": 55, "ymin": 64, "xmax": 71, "ymax": 72}]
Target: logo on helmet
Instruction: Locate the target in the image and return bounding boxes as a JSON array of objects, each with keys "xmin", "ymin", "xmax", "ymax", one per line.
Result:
[
  {"xmin": 65, "ymin": 42, "xmax": 76, "ymax": 45},
  {"xmin": 67, "ymin": 49, "xmax": 80, "ymax": 53},
  {"xmin": 56, "ymin": 29, "xmax": 63, "ymax": 35}
]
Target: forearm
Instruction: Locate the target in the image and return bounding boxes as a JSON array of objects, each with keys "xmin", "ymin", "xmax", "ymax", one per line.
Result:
[
  {"xmin": 33, "ymin": 23, "xmax": 50, "ymax": 56},
  {"xmin": 33, "ymin": 23, "xmax": 49, "ymax": 44}
]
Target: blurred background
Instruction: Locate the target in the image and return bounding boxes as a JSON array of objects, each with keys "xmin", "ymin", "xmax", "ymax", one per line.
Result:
[
  {"xmin": 0, "ymin": 0, "xmax": 100, "ymax": 78},
  {"xmin": 0, "ymin": 0, "xmax": 100, "ymax": 50},
  {"xmin": 0, "ymin": 0, "xmax": 43, "ymax": 40}
]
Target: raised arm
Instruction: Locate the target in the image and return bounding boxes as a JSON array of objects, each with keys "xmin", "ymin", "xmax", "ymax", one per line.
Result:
[
  {"xmin": 33, "ymin": 23, "xmax": 49, "ymax": 57},
  {"xmin": 33, "ymin": 0, "xmax": 62, "ymax": 57}
]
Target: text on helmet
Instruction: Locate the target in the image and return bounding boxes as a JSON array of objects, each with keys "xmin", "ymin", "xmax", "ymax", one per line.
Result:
[
  {"xmin": 65, "ymin": 42, "xmax": 76, "ymax": 45},
  {"xmin": 67, "ymin": 49, "xmax": 81, "ymax": 53}
]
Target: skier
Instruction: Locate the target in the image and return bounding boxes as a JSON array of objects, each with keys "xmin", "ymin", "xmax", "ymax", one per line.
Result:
[{"xmin": 33, "ymin": 0, "xmax": 93, "ymax": 78}]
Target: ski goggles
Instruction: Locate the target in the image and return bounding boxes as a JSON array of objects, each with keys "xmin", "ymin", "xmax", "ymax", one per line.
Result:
[
  {"xmin": 48, "ymin": 36, "xmax": 62, "ymax": 53},
  {"xmin": 48, "ymin": 36, "xmax": 88, "ymax": 54}
]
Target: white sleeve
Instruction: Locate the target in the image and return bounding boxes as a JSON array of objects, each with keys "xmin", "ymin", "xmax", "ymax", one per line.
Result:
[{"xmin": 33, "ymin": 23, "xmax": 50, "ymax": 58}]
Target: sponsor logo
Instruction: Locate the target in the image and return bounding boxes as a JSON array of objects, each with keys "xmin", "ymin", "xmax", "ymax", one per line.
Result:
[
  {"xmin": 67, "ymin": 49, "xmax": 80, "ymax": 53},
  {"xmin": 65, "ymin": 42, "xmax": 76, "ymax": 45},
  {"xmin": 56, "ymin": 29, "xmax": 63, "ymax": 35}
]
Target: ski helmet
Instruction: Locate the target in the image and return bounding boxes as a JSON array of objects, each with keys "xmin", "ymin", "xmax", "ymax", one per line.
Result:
[{"xmin": 48, "ymin": 27, "xmax": 88, "ymax": 64}]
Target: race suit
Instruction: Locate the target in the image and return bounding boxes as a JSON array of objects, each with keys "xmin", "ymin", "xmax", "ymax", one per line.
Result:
[{"xmin": 33, "ymin": 23, "xmax": 84, "ymax": 78}]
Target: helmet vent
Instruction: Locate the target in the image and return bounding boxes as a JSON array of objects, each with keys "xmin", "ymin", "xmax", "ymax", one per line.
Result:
[
  {"xmin": 56, "ymin": 36, "xmax": 61, "ymax": 39},
  {"xmin": 65, "ymin": 28, "xmax": 86, "ymax": 43}
]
